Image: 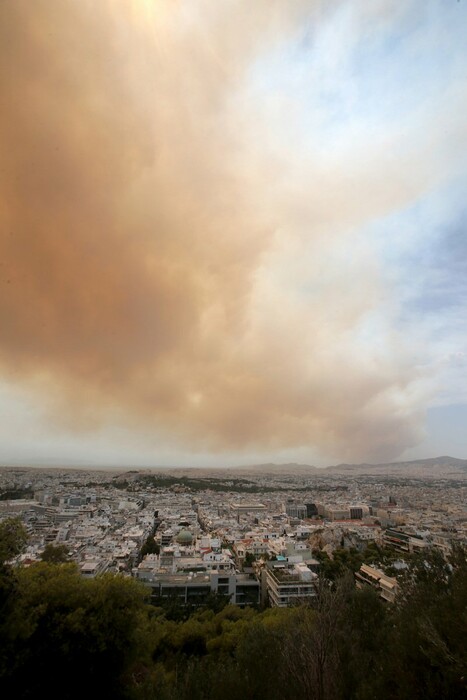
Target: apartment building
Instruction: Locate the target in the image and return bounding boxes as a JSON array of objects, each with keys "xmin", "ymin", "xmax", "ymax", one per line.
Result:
[
  {"xmin": 262, "ymin": 560, "xmax": 318, "ymax": 607},
  {"xmin": 355, "ymin": 564, "xmax": 398, "ymax": 603},
  {"xmin": 146, "ymin": 570, "xmax": 260, "ymax": 607}
]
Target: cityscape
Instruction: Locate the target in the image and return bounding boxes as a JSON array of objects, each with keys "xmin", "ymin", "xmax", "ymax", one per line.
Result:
[
  {"xmin": 2, "ymin": 457, "xmax": 465, "ymax": 608},
  {"xmin": 1, "ymin": 0, "xmax": 467, "ymax": 697}
]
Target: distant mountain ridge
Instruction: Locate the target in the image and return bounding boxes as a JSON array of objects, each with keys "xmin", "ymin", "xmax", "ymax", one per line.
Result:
[
  {"xmin": 332, "ymin": 456, "xmax": 467, "ymax": 469},
  {"xmin": 230, "ymin": 456, "xmax": 467, "ymax": 478},
  {"xmin": 328, "ymin": 456, "xmax": 467, "ymax": 475},
  {"xmin": 0, "ymin": 455, "xmax": 466, "ymax": 478}
]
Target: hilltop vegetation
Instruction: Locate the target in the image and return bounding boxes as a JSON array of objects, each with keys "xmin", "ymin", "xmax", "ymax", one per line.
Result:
[{"xmin": 0, "ymin": 518, "xmax": 466, "ymax": 700}]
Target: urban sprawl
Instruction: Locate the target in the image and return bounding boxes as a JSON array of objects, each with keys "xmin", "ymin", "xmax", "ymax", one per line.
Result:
[{"xmin": 1, "ymin": 466, "xmax": 465, "ymax": 608}]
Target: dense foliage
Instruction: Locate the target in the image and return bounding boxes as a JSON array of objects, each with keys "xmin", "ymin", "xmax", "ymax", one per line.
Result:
[{"xmin": 0, "ymin": 518, "xmax": 465, "ymax": 700}]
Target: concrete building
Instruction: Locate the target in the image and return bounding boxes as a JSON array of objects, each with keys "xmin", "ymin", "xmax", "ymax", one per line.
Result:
[
  {"xmin": 326, "ymin": 507, "xmax": 350, "ymax": 521},
  {"xmin": 305, "ymin": 503, "xmax": 318, "ymax": 518},
  {"xmin": 285, "ymin": 503, "xmax": 307, "ymax": 520},
  {"xmin": 230, "ymin": 503, "xmax": 267, "ymax": 515},
  {"xmin": 383, "ymin": 528, "xmax": 429, "ymax": 554},
  {"xmin": 350, "ymin": 506, "xmax": 370, "ymax": 519},
  {"xmin": 80, "ymin": 560, "xmax": 110, "ymax": 578},
  {"xmin": 355, "ymin": 564, "xmax": 398, "ymax": 603},
  {"xmin": 146, "ymin": 570, "xmax": 260, "ymax": 607},
  {"xmin": 262, "ymin": 560, "xmax": 318, "ymax": 607}
]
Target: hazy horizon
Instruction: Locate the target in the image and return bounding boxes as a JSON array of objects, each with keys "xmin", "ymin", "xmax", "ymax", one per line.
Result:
[{"xmin": 1, "ymin": 451, "xmax": 466, "ymax": 473}]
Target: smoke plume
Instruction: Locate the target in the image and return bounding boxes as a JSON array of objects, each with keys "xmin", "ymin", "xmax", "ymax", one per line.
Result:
[{"xmin": 1, "ymin": 1, "xmax": 443, "ymax": 462}]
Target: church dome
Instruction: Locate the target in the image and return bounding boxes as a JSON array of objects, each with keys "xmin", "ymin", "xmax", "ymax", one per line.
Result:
[{"xmin": 176, "ymin": 529, "xmax": 193, "ymax": 545}]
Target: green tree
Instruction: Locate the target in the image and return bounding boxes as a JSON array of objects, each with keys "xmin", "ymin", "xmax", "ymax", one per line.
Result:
[
  {"xmin": 1, "ymin": 562, "xmax": 151, "ymax": 699},
  {"xmin": 0, "ymin": 517, "xmax": 28, "ymax": 680},
  {"xmin": 0, "ymin": 517, "xmax": 27, "ymax": 616},
  {"xmin": 376, "ymin": 545, "xmax": 467, "ymax": 699},
  {"xmin": 0, "ymin": 517, "xmax": 27, "ymax": 564},
  {"xmin": 281, "ymin": 575, "xmax": 355, "ymax": 700},
  {"xmin": 40, "ymin": 543, "xmax": 69, "ymax": 563},
  {"xmin": 243, "ymin": 552, "xmax": 255, "ymax": 568},
  {"xmin": 140, "ymin": 535, "xmax": 160, "ymax": 559},
  {"xmin": 336, "ymin": 585, "xmax": 388, "ymax": 699}
]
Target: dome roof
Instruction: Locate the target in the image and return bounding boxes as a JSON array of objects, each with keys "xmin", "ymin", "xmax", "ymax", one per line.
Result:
[{"xmin": 176, "ymin": 529, "xmax": 193, "ymax": 544}]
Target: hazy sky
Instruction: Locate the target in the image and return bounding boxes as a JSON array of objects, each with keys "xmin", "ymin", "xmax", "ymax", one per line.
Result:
[{"xmin": 0, "ymin": 1, "xmax": 466, "ymax": 468}]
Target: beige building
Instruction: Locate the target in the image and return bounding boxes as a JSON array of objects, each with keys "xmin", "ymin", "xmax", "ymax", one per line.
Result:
[{"xmin": 355, "ymin": 564, "xmax": 398, "ymax": 603}]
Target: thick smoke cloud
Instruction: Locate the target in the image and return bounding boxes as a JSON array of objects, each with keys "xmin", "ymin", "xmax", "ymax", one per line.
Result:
[{"xmin": 0, "ymin": 0, "xmax": 445, "ymax": 462}]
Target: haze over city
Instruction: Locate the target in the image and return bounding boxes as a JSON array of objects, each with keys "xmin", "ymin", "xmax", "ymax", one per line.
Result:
[{"xmin": 1, "ymin": 0, "xmax": 467, "ymax": 468}]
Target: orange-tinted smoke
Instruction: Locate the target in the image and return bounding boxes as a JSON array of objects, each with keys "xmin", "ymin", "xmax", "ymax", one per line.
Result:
[{"xmin": 0, "ymin": 1, "xmax": 426, "ymax": 462}]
